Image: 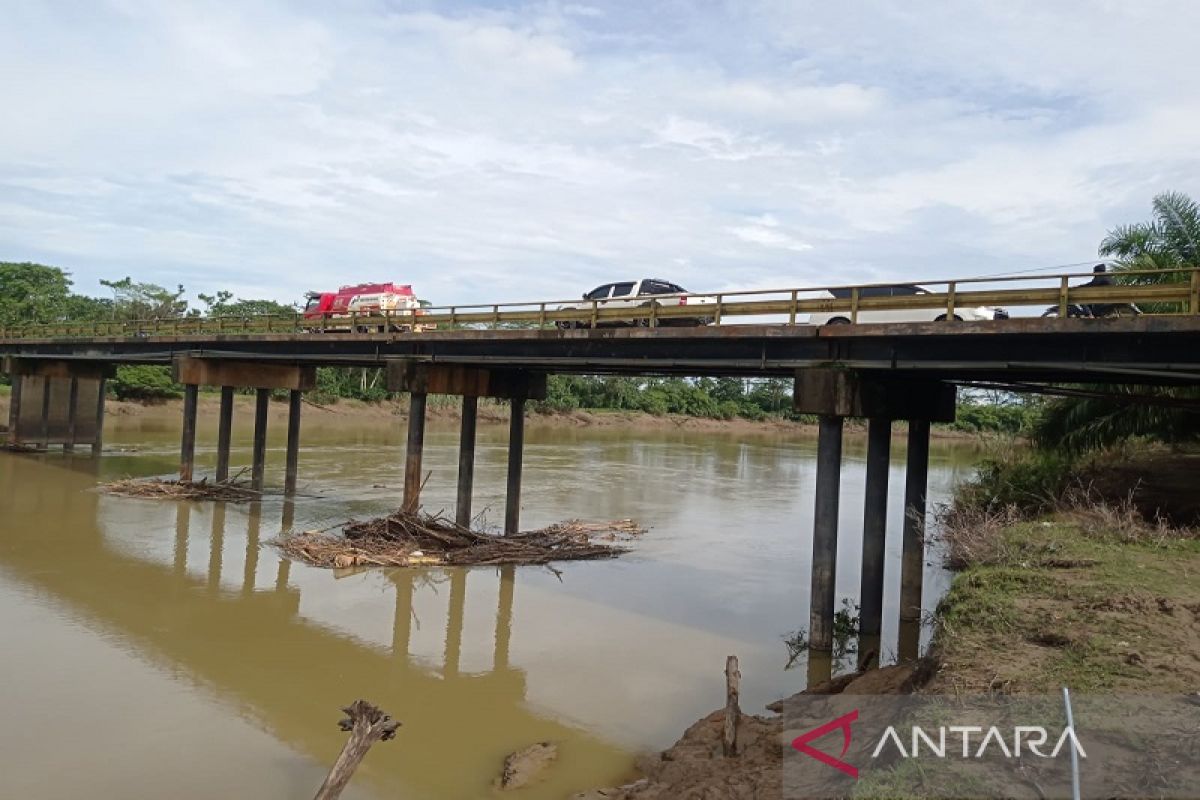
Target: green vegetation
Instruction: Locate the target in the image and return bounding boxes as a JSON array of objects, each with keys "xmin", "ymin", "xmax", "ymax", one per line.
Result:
[
  {"xmin": 1030, "ymin": 191, "xmax": 1200, "ymax": 454},
  {"xmin": 933, "ymin": 513, "xmax": 1200, "ymax": 693},
  {"xmin": 110, "ymin": 365, "xmax": 182, "ymax": 401}
]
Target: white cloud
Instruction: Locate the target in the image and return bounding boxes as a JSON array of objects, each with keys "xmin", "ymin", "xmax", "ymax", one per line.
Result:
[{"xmin": 0, "ymin": 0, "xmax": 1197, "ymax": 307}]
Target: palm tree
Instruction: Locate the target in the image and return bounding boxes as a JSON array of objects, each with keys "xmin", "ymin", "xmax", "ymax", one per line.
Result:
[
  {"xmin": 1034, "ymin": 193, "xmax": 1200, "ymax": 454},
  {"xmin": 1100, "ymin": 191, "xmax": 1200, "ymax": 286},
  {"xmin": 1034, "ymin": 385, "xmax": 1200, "ymax": 454}
]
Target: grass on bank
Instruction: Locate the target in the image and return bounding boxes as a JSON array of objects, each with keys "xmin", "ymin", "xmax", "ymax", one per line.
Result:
[{"xmin": 929, "ymin": 449, "xmax": 1200, "ymax": 695}]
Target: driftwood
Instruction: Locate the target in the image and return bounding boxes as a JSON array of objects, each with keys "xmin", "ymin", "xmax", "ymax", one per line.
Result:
[
  {"xmin": 496, "ymin": 742, "xmax": 558, "ymax": 790},
  {"xmin": 313, "ymin": 700, "xmax": 401, "ymax": 800},
  {"xmin": 277, "ymin": 510, "xmax": 644, "ymax": 569},
  {"xmin": 723, "ymin": 655, "xmax": 741, "ymax": 757},
  {"xmin": 100, "ymin": 476, "xmax": 260, "ymax": 502}
]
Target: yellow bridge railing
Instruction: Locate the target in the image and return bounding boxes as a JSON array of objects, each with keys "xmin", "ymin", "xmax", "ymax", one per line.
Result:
[{"xmin": 1, "ymin": 267, "xmax": 1197, "ymax": 340}]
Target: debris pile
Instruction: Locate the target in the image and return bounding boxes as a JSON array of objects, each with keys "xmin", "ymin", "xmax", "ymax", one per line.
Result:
[
  {"xmin": 277, "ymin": 511, "xmax": 643, "ymax": 569},
  {"xmin": 100, "ymin": 477, "xmax": 260, "ymax": 502}
]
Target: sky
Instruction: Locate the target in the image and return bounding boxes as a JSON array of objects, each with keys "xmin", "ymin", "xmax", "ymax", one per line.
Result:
[{"xmin": 2, "ymin": 0, "xmax": 1199, "ymax": 308}]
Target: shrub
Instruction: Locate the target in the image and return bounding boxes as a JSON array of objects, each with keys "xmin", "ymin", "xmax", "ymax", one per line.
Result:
[
  {"xmin": 952, "ymin": 449, "xmax": 1075, "ymax": 516},
  {"xmin": 110, "ymin": 365, "xmax": 181, "ymax": 401}
]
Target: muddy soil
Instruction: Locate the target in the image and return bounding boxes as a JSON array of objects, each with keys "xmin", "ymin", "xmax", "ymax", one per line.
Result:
[{"xmin": 573, "ymin": 664, "xmax": 923, "ymax": 800}]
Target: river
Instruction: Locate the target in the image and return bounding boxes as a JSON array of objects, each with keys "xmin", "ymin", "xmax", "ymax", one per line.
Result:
[{"xmin": 0, "ymin": 409, "xmax": 980, "ymax": 799}]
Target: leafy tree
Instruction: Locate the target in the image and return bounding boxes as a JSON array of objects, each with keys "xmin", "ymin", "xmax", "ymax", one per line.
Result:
[
  {"xmin": 1032, "ymin": 194, "xmax": 1200, "ymax": 454},
  {"xmin": 1101, "ymin": 191, "xmax": 1200, "ymax": 281},
  {"xmin": 1100, "ymin": 191, "xmax": 1199, "ymax": 312},
  {"xmin": 110, "ymin": 365, "xmax": 182, "ymax": 401},
  {"xmin": 198, "ymin": 290, "xmax": 295, "ymax": 317},
  {"xmin": 0, "ymin": 262, "xmax": 74, "ymax": 325},
  {"xmin": 100, "ymin": 277, "xmax": 187, "ymax": 319},
  {"xmin": 1033, "ymin": 386, "xmax": 1200, "ymax": 454}
]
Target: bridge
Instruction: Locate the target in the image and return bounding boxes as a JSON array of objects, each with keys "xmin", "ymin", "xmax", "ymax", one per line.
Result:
[{"xmin": 3, "ymin": 266, "xmax": 1199, "ymax": 682}]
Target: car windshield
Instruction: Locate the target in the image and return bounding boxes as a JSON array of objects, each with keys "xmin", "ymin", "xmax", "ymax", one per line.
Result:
[{"xmin": 584, "ymin": 285, "xmax": 612, "ymax": 300}]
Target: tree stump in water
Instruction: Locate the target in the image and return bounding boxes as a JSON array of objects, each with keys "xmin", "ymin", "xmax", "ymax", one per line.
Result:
[{"xmin": 313, "ymin": 700, "xmax": 401, "ymax": 800}]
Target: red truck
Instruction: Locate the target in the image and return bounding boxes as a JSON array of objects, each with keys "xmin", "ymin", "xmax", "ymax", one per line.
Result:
[{"xmin": 303, "ymin": 282, "xmax": 432, "ymax": 332}]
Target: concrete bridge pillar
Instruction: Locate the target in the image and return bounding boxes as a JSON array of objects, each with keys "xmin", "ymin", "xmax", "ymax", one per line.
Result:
[
  {"xmin": 171, "ymin": 357, "xmax": 315, "ymax": 493},
  {"xmin": 456, "ymin": 396, "xmax": 479, "ymax": 528},
  {"xmin": 795, "ymin": 368, "xmax": 955, "ymax": 674},
  {"xmin": 858, "ymin": 417, "xmax": 892, "ymax": 667},
  {"xmin": 385, "ymin": 361, "xmax": 546, "ymax": 526},
  {"xmin": 3, "ymin": 358, "xmax": 113, "ymax": 453}
]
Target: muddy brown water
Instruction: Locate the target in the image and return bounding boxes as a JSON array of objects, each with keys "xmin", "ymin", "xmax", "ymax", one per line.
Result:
[{"xmin": 0, "ymin": 408, "xmax": 979, "ymax": 799}]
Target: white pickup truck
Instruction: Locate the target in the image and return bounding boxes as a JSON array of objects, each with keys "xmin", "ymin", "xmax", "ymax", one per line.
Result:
[{"xmin": 556, "ymin": 278, "xmax": 717, "ymax": 329}]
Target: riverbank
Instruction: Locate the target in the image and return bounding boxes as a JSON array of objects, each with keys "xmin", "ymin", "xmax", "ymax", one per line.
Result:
[
  {"xmin": 0, "ymin": 392, "xmax": 989, "ymax": 440},
  {"xmin": 575, "ymin": 450, "xmax": 1200, "ymax": 799}
]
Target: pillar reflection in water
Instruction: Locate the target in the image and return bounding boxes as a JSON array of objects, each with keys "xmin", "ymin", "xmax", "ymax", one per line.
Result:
[
  {"xmin": 494, "ymin": 565, "xmax": 515, "ymax": 672},
  {"xmin": 390, "ymin": 570, "xmax": 414, "ymax": 659},
  {"xmin": 443, "ymin": 570, "xmax": 467, "ymax": 677},
  {"xmin": 173, "ymin": 503, "xmax": 190, "ymax": 576},
  {"xmin": 242, "ymin": 502, "xmax": 261, "ymax": 595},
  {"xmin": 208, "ymin": 502, "xmax": 225, "ymax": 593}
]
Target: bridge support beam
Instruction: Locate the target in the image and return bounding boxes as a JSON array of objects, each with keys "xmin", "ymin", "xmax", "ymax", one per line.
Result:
[
  {"xmin": 3, "ymin": 358, "xmax": 113, "ymax": 452},
  {"xmin": 251, "ymin": 388, "xmax": 270, "ymax": 492},
  {"xmin": 215, "ymin": 386, "xmax": 234, "ymax": 483},
  {"xmin": 402, "ymin": 390, "xmax": 427, "ymax": 513},
  {"xmin": 284, "ymin": 390, "xmax": 302, "ymax": 497},
  {"xmin": 456, "ymin": 395, "xmax": 478, "ymax": 528},
  {"xmin": 180, "ymin": 384, "xmax": 199, "ymax": 481},
  {"xmin": 899, "ymin": 419, "xmax": 931, "ymax": 660},
  {"xmin": 858, "ymin": 417, "xmax": 891, "ymax": 667},
  {"xmin": 809, "ymin": 415, "xmax": 844, "ymax": 657},
  {"xmin": 795, "ymin": 368, "xmax": 955, "ymax": 672},
  {"xmin": 385, "ymin": 361, "xmax": 546, "ymax": 529},
  {"xmin": 505, "ymin": 397, "xmax": 526, "ymax": 535},
  {"xmin": 171, "ymin": 357, "xmax": 315, "ymax": 491}
]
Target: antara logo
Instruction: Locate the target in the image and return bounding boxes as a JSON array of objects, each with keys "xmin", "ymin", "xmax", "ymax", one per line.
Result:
[
  {"xmin": 791, "ymin": 710, "xmax": 860, "ymax": 778},
  {"xmin": 791, "ymin": 710, "xmax": 1087, "ymax": 779}
]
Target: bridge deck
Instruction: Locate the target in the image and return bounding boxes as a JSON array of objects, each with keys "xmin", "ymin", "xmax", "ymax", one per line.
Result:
[{"xmin": 4, "ymin": 316, "xmax": 1200, "ymax": 384}]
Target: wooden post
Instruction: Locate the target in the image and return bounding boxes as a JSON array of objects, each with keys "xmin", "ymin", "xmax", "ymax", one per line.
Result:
[
  {"xmin": 7, "ymin": 374, "xmax": 22, "ymax": 447},
  {"xmin": 402, "ymin": 391, "xmax": 427, "ymax": 513},
  {"xmin": 180, "ymin": 383, "xmax": 199, "ymax": 482},
  {"xmin": 858, "ymin": 417, "xmax": 891, "ymax": 664},
  {"xmin": 723, "ymin": 655, "xmax": 741, "ymax": 757},
  {"xmin": 456, "ymin": 395, "xmax": 478, "ymax": 528},
  {"xmin": 284, "ymin": 389, "xmax": 302, "ymax": 497},
  {"xmin": 215, "ymin": 386, "xmax": 234, "ymax": 482},
  {"xmin": 504, "ymin": 397, "xmax": 525, "ymax": 535},
  {"xmin": 92, "ymin": 377, "xmax": 106, "ymax": 455},
  {"xmin": 809, "ymin": 415, "xmax": 843, "ymax": 652},
  {"xmin": 312, "ymin": 701, "xmax": 401, "ymax": 800},
  {"xmin": 251, "ymin": 388, "xmax": 270, "ymax": 491},
  {"xmin": 900, "ymin": 420, "xmax": 931, "ymax": 628},
  {"xmin": 64, "ymin": 377, "xmax": 79, "ymax": 451}
]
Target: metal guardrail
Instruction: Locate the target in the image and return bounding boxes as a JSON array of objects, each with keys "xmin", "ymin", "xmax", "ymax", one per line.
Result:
[{"xmin": 1, "ymin": 267, "xmax": 1197, "ymax": 340}]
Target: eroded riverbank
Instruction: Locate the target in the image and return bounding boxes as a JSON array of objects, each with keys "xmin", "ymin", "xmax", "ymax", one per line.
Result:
[{"xmin": 0, "ymin": 391, "xmax": 992, "ymax": 440}]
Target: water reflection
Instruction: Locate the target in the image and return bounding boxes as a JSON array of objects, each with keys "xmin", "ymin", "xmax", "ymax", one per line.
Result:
[
  {"xmin": 0, "ymin": 420, "xmax": 982, "ymax": 799},
  {"xmin": 0, "ymin": 456, "xmax": 632, "ymax": 799}
]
